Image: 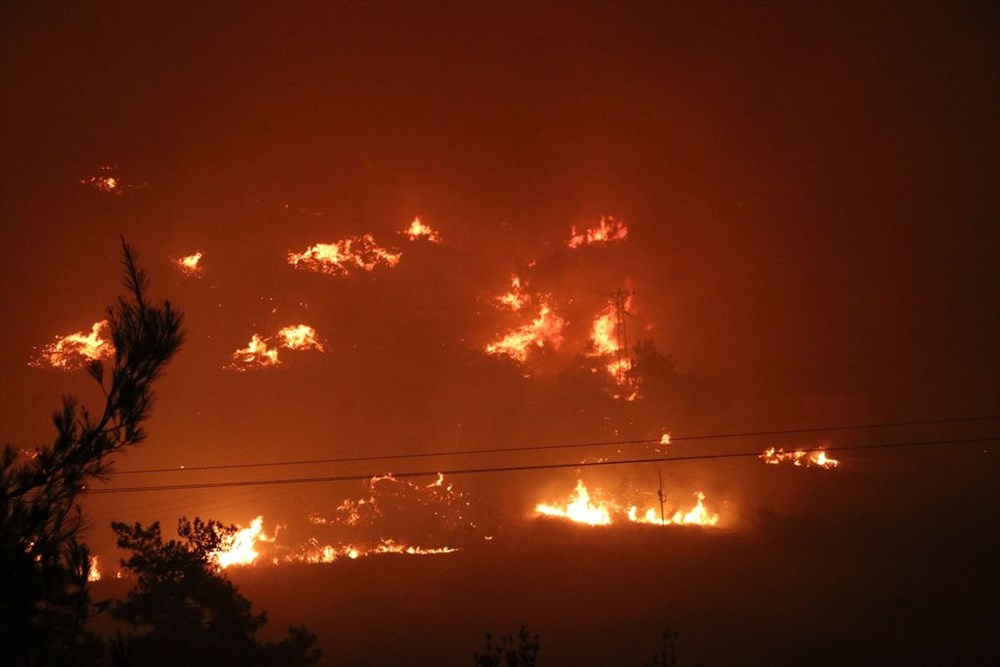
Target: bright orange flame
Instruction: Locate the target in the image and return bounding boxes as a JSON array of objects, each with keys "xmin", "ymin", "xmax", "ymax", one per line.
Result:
[
  {"xmin": 660, "ymin": 433, "xmax": 671, "ymax": 445},
  {"xmin": 587, "ymin": 303, "xmax": 619, "ymax": 357},
  {"xmin": 206, "ymin": 499, "xmax": 463, "ymax": 567},
  {"xmin": 495, "ymin": 274, "xmax": 529, "ymax": 312},
  {"xmin": 87, "ymin": 555, "xmax": 102, "ymax": 582},
  {"xmin": 537, "ymin": 481, "xmax": 721, "ymax": 527},
  {"xmin": 403, "ymin": 217, "xmax": 442, "ymax": 243},
  {"xmin": 276, "ymin": 324, "xmax": 325, "ymax": 352},
  {"xmin": 567, "ymin": 215, "xmax": 628, "ymax": 249},
  {"xmin": 585, "ymin": 297, "xmax": 641, "ymax": 399},
  {"xmin": 229, "ymin": 334, "xmax": 280, "ymax": 371},
  {"xmin": 287, "ymin": 538, "xmax": 459, "ymax": 564},
  {"xmin": 485, "ymin": 300, "xmax": 566, "ymax": 363},
  {"xmin": 535, "ymin": 480, "xmax": 613, "ymax": 526},
  {"xmin": 627, "ymin": 492, "xmax": 720, "ymax": 526},
  {"xmin": 760, "ymin": 447, "xmax": 839, "ymax": 469},
  {"xmin": 213, "ymin": 516, "xmax": 275, "ymax": 569},
  {"xmin": 172, "ymin": 251, "xmax": 204, "ymax": 277},
  {"xmin": 32, "ymin": 320, "xmax": 114, "ymax": 370},
  {"xmin": 288, "ymin": 234, "xmax": 402, "ymax": 276},
  {"xmin": 228, "ymin": 324, "xmax": 325, "ymax": 370}
]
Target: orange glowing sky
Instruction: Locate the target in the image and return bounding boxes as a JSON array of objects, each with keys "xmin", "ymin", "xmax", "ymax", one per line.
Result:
[{"xmin": 1, "ymin": 3, "xmax": 997, "ymax": 665}]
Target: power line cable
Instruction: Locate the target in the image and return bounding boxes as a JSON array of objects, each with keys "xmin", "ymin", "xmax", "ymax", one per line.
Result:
[
  {"xmin": 89, "ymin": 435, "xmax": 998, "ymax": 495},
  {"xmin": 114, "ymin": 415, "xmax": 999, "ymax": 476}
]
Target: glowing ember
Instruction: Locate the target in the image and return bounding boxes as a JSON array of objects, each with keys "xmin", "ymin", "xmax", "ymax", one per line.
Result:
[
  {"xmin": 286, "ymin": 538, "xmax": 458, "ymax": 564},
  {"xmin": 312, "ymin": 473, "xmax": 474, "ymax": 534},
  {"xmin": 172, "ymin": 251, "xmax": 204, "ymax": 277},
  {"xmin": 760, "ymin": 447, "xmax": 840, "ymax": 469},
  {"xmin": 535, "ymin": 480, "xmax": 613, "ymax": 525},
  {"xmin": 485, "ymin": 301, "xmax": 566, "ymax": 363},
  {"xmin": 32, "ymin": 320, "xmax": 114, "ymax": 370},
  {"xmin": 276, "ymin": 324, "xmax": 325, "ymax": 351},
  {"xmin": 567, "ymin": 215, "xmax": 628, "ymax": 249},
  {"xmin": 403, "ymin": 216, "xmax": 442, "ymax": 243},
  {"xmin": 660, "ymin": 433, "xmax": 671, "ymax": 445},
  {"xmin": 87, "ymin": 555, "xmax": 102, "ymax": 582},
  {"xmin": 79, "ymin": 165, "xmax": 122, "ymax": 195},
  {"xmin": 212, "ymin": 516, "xmax": 275, "ymax": 569},
  {"xmin": 495, "ymin": 274, "xmax": 530, "ymax": 312},
  {"xmin": 288, "ymin": 234, "xmax": 402, "ymax": 276}
]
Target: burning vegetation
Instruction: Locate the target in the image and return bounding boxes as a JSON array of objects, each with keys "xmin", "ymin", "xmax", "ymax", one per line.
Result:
[
  {"xmin": 485, "ymin": 300, "xmax": 567, "ymax": 363},
  {"xmin": 494, "ymin": 274, "xmax": 530, "ymax": 312},
  {"xmin": 760, "ymin": 447, "xmax": 840, "ymax": 469},
  {"xmin": 288, "ymin": 234, "xmax": 402, "ymax": 276},
  {"xmin": 209, "ymin": 474, "xmax": 472, "ymax": 568},
  {"xmin": 228, "ymin": 324, "xmax": 325, "ymax": 371},
  {"xmin": 535, "ymin": 480, "xmax": 720, "ymax": 527},
  {"xmin": 567, "ymin": 215, "xmax": 628, "ymax": 249},
  {"xmin": 172, "ymin": 251, "xmax": 204, "ymax": 277},
  {"xmin": 403, "ymin": 216, "xmax": 442, "ymax": 243},
  {"xmin": 31, "ymin": 320, "xmax": 114, "ymax": 370},
  {"xmin": 585, "ymin": 292, "xmax": 642, "ymax": 400}
]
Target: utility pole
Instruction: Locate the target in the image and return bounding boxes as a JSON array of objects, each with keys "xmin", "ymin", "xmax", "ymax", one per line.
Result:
[
  {"xmin": 657, "ymin": 468, "xmax": 666, "ymax": 527},
  {"xmin": 604, "ymin": 288, "xmax": 633, "ymax": 386}
]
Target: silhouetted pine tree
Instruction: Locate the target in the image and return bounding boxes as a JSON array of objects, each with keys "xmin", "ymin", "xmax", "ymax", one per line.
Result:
[
  {"xmin": 474, "ymin": 626, "xmax": 540, "ymax": 667},
  {"xmin": 110, "ymin": 517, "xmax": 320, "ymax": 667},
  {"xmin": 0, "ymin": 240, "xmax": 183, "ymax": 666}
]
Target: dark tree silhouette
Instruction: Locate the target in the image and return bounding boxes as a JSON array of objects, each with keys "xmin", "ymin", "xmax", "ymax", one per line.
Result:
[
  {"xmin": 110, "ymin": 517, "xmax": 320, "ymax": 667},
  {"xmin": 474, "ymin": 625, "xmax": 540, "ymax": 667},
  {"xmin": 644, "ymin": 628, "xmax": 678, "ymax": 667},
  {"xmin": 1, "ymin": 239, "xmax": 183, "ymax": 666}
]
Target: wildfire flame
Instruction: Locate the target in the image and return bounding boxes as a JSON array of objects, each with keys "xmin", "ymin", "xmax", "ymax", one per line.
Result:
[
  {"xmin": 310, "ymin": 473, "xmax": 474, "ymax": 533},
  {"xmin": 276, "ymin": 324, "xmax": 325, "ymax": 351},
  {"xmin": 209, "ymin": 476, "xmax": 468, "ymax": 568},
  {"xmin": 585, "ymin": 298, "xmax": 641, "ymax": 400},
  {"xmin": 495, "ymin": 274, "xmax": 529, "ymax": 312},
  {"xmin": 229, "ymin": 334, "xmax": 281, "ymax": 370},
  {"xmin": 79, "ymin": 165, "xmax": 122, "ymax": 195},
  {"xmin": 535, "ymin": 479, "xmax": 612, "ymax": 526},
  {"xmin": 403, "ymin": 216, "xmax": 442, "ymax": 243},
  {"xmin": 626, "ymin": 492, "xmax": 720, "ymax": 526},
  {"xmin": 212, "ymin": 515, "xmax": 276, "ymax": 569},
  {"xmin": 228, "ymin": 324, "xmax": 325, "ymax": 370},
  {"xmin": 32, "ymin": 320, "xmax": 114, "ymax": 370},
  {"xmin": 588, "ymin": 303, "xmax": 619, "ymax": 357},
  {"xmin": 567, "ymin": 215, "xmax": 628, "ymax": 249},
  {"xmin": 172, "ymin": 251, "xmax": 204, "ymax": 277},
  {"xmin": 286, "ymin": 538, "xmax": 458, "ymax": 565},
  {"xmin": 288, "ymin": 235, "xmax": 402, "ymax": 276},
  {"xmin": 536, "ymin": 480, "xmax": 720, "ymax": 527},
  {"xmin": 760, "ymin": 447, "xmax": 840, "ymax": 469},
  {"xmin": 485, "ymin": 300, "xmax": 566, "ymax": 363},
  {"xmin": 87, "ymin": 555, "xmax": 102, "ymax": 582}
]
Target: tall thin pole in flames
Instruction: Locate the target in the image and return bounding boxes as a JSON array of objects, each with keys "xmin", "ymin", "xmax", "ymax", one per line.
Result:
[
  {"xmin": 605, "ymin": 288, "xmax": 633, "ymax": 386},
  {"xmin": 657, "ymin": 468, "xmax": 666, "ymax": 528}
]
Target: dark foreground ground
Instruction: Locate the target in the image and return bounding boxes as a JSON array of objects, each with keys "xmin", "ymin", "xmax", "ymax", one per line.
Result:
[{"xmin": 93, "ymin": 475, "xmax": 999, "ymax": 667}]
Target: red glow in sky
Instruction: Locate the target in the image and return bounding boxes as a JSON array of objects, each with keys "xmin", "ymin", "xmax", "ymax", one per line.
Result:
[{"xmin": 1, "ymin": 3, "xmax": 997, "ymax": 665}]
